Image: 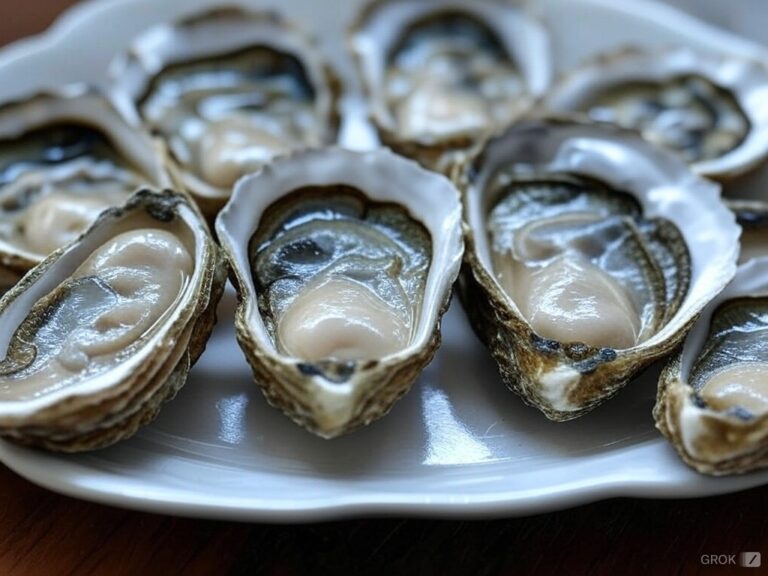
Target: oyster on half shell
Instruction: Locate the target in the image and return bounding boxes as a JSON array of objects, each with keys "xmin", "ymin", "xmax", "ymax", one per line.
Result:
[
  {"xmin": 216, "ymin": 148, "xmax": 463, "ymax": 438},
  {"xmin": 351, "ymin": 0, "xmax": 551, "ymax": 171},
  {"xmin": 0, "ymin": 190, "xmax": 225, "ymax": 452},
  {"xmin": 113, "ymin": 8, "xmax": 340, "ymax": 217},
  {"xmin": 655, "ymin": 259, "xmax": 768, "ymax": 475},
  {"xmin": 0, "ymin": 86, "xmax": 170, "ymax": 274},
  {"xmin": 458, "ymin": 118, "xmax": 740, "ymax": 420},
  {"xmin": 543, "ymin": 48, "xmax": 768, "ymax": 180}
]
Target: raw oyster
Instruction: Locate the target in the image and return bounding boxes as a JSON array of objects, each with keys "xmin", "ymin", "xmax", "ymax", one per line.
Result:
[
  {"xmin": 113, "ymin": 8, "xmax": 340, "ymax": 217},
  {"xmin": 0, "ymin": 86, "xmax": 170, "ymax": 273},
  {"xmin": 543, "ymin": 48, "xmax": 768, "ymax": 180},
  {"xmin": 457, "ymin": 118, "xmax": 740, "ymax": 420},
  {"xmin": 351, "ymin": 0, "xmax": 551, "ymax": 171},
  {"xmin": 0, "ymin": 190, "xmax": 225, "ymax": 452},
  {"xmin": 655, "ymin": 260, "xmax": 768, "ymax": 475},
  {"xmin": 216, "ymin": 148, "xmax": 463, "ymax": 438}
]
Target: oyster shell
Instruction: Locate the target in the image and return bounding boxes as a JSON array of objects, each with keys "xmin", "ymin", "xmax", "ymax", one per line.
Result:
[
  {"xmin": 0, "ymin": 86, "xmax": 170, "ymax": 274},
  {"xmin": 655, "ymin": 259, "xmax": 768, "ymax": 475},
  {"xmin": 457, "ymin": 118, "xmax": 740, "ymax": 420},
  {"xmin": 216, "ymin": 148, "xmax": 463, "ymax": 438},
  {"xmin": 0, "ymin": 190, "xmax": 225, "ymax": 452},
  {"xmin": 350, "ymin": 0, "xmax": 551, "ymax": 171},
  {"xmin": 543, "ymin": 48, "xmax": 768, "ymax": 180},
  {"xmin": 113, "ymin": 8, "xmax": 340, "ymax": 217}
]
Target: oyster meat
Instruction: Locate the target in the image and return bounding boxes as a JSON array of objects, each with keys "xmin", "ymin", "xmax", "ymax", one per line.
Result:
[
  {"xmin": 216, "ymin": 148, "xmax": 463, "ymax": 438},
  {"xmin": 113, "ymin": 8, "xmax": 340, "ymax": 216},
  {"xmin": 486, "ymin": 173, "xmax": 687, "ymax": 351},
  {"xmin": 543, "ymin": 48, "xmax": 768, "ymax": 180},
  {"xmin": 458, "ymin": 119, "xmax": 740, "ymax": 420},
  {"xmin": 655, "ymin": 260, "xmax": 768, "ymax": 475},
  {"xmin": 0, "ymin": 190, "xmax": 225, "ymax": 452},
  {"xmin": 351, "ymin": 0, "xmax": 551, "ymax": 171},
  {"xmin": 0, "ymin": 87, "xmax": 169, "ymax": 273},
  {"xmin": 250, "ymin": 187, "xmax": 431, "ymax": 363}
]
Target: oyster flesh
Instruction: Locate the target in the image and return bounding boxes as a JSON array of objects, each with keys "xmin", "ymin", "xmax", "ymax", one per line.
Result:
[
  {"xmin": 0, "ymin": 86, "xmax": 170, "ymax": 273},
  {"xmin": 655, "ymin": 259, "xmax": 768, "ymax": 475},
  {"xmin": 351, "ymin": 0, "xmax": 551, "ymax": 171},
  {"xmin": 543, "ymin": 48, "xmax": 768, "ymax": 180},
  {"xmin": 113, "ymin": 8, "xmax": 340, "ymax": 217},
  {"xmin": 458, "ymin": 118, "xmax": 740, "ymax": 420},
  {"xmin": 0, "ymin": 190, "xmax": 225, "ymax": 452},
  {"xmin": 216, "ymin": 148, "xmax": 463, "ymax": 438}
]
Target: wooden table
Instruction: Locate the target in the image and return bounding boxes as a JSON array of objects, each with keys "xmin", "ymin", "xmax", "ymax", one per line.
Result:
[{"xmin": 0, "ymin": 2, "xmax": 766, "ymax": 575}]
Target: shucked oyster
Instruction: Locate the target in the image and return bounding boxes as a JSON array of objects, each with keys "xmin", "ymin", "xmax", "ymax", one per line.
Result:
[
  {"xmin": 0, "ymin": 87, "xmax": 169, "ymax": 273},
  {"xmin": 543, "ymin": 48, "xmax": 768, "ymax": 180},
  {"xmin": 351, "ymin": 0, "xmax": 551, "ymax": 171},
  {"xmin": 0, "ymin": 190, "xmax": 225, "ymax": 452},
  {"xmin": 458, "ymin": 119, "xmax": 740, "ymax": 420},
  {"xmin": 216, "ymin": 148, "xmax": 463, "ymax": 438},
  {"xmin": 655, "ymin": 260, "xmax": 768, "ymax": 475},
  {"xmin": 113, "ymin": 8, "xmax": 340, "ymax": 217}
]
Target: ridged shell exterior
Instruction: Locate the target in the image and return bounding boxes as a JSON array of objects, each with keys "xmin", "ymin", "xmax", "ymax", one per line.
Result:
[
  {"xmin": 216, "ymin": 148, "xmax": 463, "ymax": 438},
  {"xmin": 457, "ymin": 118, "xmax": 740, "ymax": 421},
  {"xmin": 0, "ymin": 190, "xmax": 226, "ymax": 452}
]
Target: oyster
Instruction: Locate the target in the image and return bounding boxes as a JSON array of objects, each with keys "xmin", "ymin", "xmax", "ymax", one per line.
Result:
[
  {"xmin": 655, "ymin": 260, "xmax": 768, "ymax": 475},
  {"xmin": 113, "ymin": 8, "xmax": 340, "ymax": 217},
  {"xmin": 216, "ymin": 148, "xmax": 463, "ymax": 438},
  {"xmin": 351, "ymin": 0, "xmax": 551, "ymax": 171},
  {"xmin": 457, "ymin": 118, "xmax": 740, "ymax": 420},
  {"xmin": 0, "ymin": 86, "xmax": 170, "ymax": 273},
  {"xmin": 543, "ymin": 48, "xmax": 768, "ymax": 180},
  {"xmin": 0, "ymin": 190, "xmax": 225, "ymax": 452}
]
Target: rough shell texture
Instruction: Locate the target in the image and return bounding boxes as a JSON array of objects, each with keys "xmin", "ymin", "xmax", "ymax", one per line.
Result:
[
  {"xmin": 542, "ymin": 47, "xmax": 768, "ymax": 180},
  {"xmin": 0, "ymin": 85, "xmax": 171, "ymax": 274},
  {"xmin": 0, "ymin": 190, "xmax": 226, "ymax": 452},
  {"xmin": 350, "ymin": 0, "xmax": 551, "ymax": 173},
  {"xmin": 216, "ymin": 148, "xmax": 464, "ymax": 438},
  {"xmin": 655, "ymin": 260, "xmax": 768, "ymax": 475},
  {"xmin": 112, "ymin": 8, "xmax": 341, "ymax": 217},
  {"xmin": 457, "ymin": 117, "xmax": 740, "ymax": 421}
]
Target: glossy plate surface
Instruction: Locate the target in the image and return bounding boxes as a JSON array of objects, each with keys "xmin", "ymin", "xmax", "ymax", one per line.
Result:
[{"xmin": 1, "ymin": 0, "xmax": 768, "ymax": 521}]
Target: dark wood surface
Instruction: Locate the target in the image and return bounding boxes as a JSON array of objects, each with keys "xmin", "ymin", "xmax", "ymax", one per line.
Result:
[{"xmin": 0, "ymin": 2, "xmax": 766, "ymax": 575}]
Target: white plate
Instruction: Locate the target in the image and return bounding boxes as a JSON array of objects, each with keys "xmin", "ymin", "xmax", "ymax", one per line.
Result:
[{"xmin": 1, "ymin": 0, "xmax": 768, "ymax": 522}]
